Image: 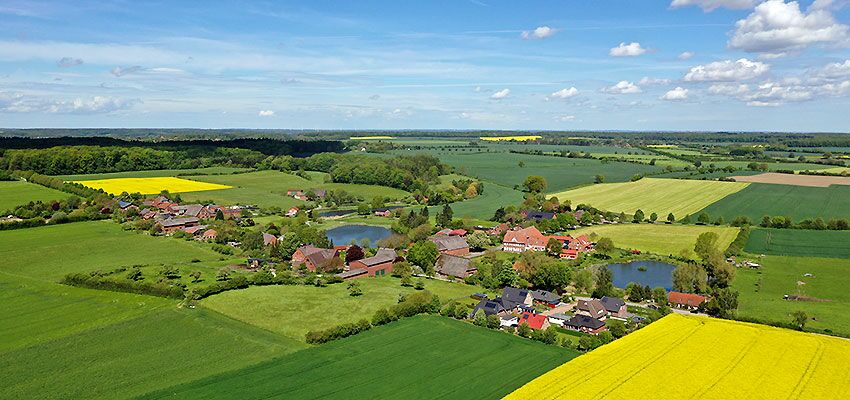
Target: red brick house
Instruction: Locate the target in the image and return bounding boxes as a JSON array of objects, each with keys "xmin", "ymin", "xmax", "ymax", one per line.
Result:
[
  {"xmin": 291, "ymin": 245, "xmax": 339, "ymax": 272},
  {"xmin": 518, "ymin": 311, "xmax": 550, "ymax": 330},
  {"xmin": 201, "ymin": 229, "xmax": 217, "ymax": 241},
  {"xmin": 347, "ymin": 248, "xmax": 396, "ymax": 277},
  {"xmin": 502, "ymin": 226, "xmax": 548, "ymax": 252},
  {"xmin": 429, "ymin": 236, "xmax": 470, "ymax": 256},
  {"xmin": 668, "ymin": 291, "xmax": 708, "ymax": 310},
  {"xmin": 156, "ymin": 217, "xmax": 200, "ymax": 234}
]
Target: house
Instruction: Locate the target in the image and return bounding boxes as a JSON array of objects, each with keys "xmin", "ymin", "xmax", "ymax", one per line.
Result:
[
  {"xmin": 139, "ymin": 208, "xmax": 156, "ymax": 219},
  {"xmin": 201, "ymin": 205, "xmax": 240, "ymax": 219},
  {"xmin": 292, "ymin": 246, "xmax": 340, "ymax": 272},
  {"xmin": 117, "ymin": 200, "xmax": 137, "ymax": 212},
  {"xmin": 471, "ymin": 299, "xmax": 508, "ymax": 317},
  {"xmin": 287, "ymin": 189, "xmax": 308, "ymax": 200},
  {"xmin": 600, "ymin": 296, "xmax": 628, "ymax": 319},
  {"xmin": 287, "ymin": 189, "xmax": 326, "ymax": 201},
  {"xmin": 560, "ymin": 249, "xmax": 579, "ymax": 260},
  {"xmin": 531, "ymin": 290, "xmax": 561, "ymax": 307},
  {"xmin": 488, "ymin": 223, "xmax": 509, "ymax": 236},
  {"xmin": 521, "ymin": 210, "xmax": 556, "ymax": 221},
  {"xmin": 500, "ymin": 315, "xmax": 519, "ymax": 328},
  {"xmin": 157, "ymin": 217, "xmax": 200, "ymax": 234},
  {"xmin": 668, "ymin": 291, "xmax": 708, "ymax": 309},
  {"xmin": 373, "ymin": 207, "xmax": 394, "ymax": 217},
  {"xmin": 435, "ymin": 254, "xmax": 477, "ymax": 279},
  {"xmin": 337, "ymin": 269, "xmax": 368, "ymax": 280},
  {"xmin": 434, "ymin": 228, "xmax": 453, "ymax": 236},
  {"xmin": 348, "ymin": 248, "xmax": 396, "ymax": 277},
  {"xmin": 502, "ymin": 226, "xmax": 549, "ymax": 252},
  {"xmin": 262, "ymin": 233, "xmax": 278, "ymax": 247},
  {"xmin": 286, "ymin": 207, "xmax": 300, "ymax": 218},
  {"xmin": 501, "ymin": 287, "xmax": 534, "ymax": 311},
  {"xmin": 547, "ymin": 313, "xmax": 571, "ymax": 327},
  {"xmin": 565, "ymin": 314, "xmax": 607, "ymax": 335},
  {"xmin": 429, "ymin": 236, "xmax": 470, "ymax": 256},
  {"xmin": 172, "ymin": 204, "xmax": 204, "ymax": 218},
  {"xmin": 518, "ymin": 311, "xmax": 551, "ymax": 330},
  {"xmin": 181, "ymin": 225, "xmax": 208, "ymax": 236},
  {"xmin": 201, "ymin": 229, "xmax": 217, "ymax": 241},
  {"xmin": 576, "ymin": 299, "xmax": 607, "ymax": 320},
  {"xmin": 292, "ymin": 245, "xmax": 321, "ymax": 266},
  {"xmin": 448, "ymin": 229, "xmax": 467, "ymax": 236}
]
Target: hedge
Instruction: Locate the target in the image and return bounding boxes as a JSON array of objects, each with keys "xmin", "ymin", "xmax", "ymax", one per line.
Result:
[{"xmin": 61, "ymin": 273, "xmax": 185, "ymax": 299}]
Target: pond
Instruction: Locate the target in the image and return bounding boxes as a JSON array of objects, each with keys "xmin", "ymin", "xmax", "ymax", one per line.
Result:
[
  {"xmin": 604, "ymin": 260, "xmax": 676, "ymax": 290},
  {"xmin": 325, "ymin": 224, "xmax": 392, "ymax": 247}
]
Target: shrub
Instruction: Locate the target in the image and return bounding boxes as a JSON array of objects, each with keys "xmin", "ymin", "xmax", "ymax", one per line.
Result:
[{"xmin": 305, "ymin": 319, "xmax": 372, "ymax": 344}]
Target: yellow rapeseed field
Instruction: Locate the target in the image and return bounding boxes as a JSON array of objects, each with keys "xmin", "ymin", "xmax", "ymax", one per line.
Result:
[
  {"xmin": 479, "ymin": 135, "xmax": 542, "ymax": 141},
  {"xmin": 74, "ymin": 177, "xmax": 231, "ymax": 195},
  {"xmin": 506, "ymin": 314, "xmax": 850, "ymax": 400},
  {"xmin": 349, "ymin": 136, "xmax": 395, "ymax": 140}
]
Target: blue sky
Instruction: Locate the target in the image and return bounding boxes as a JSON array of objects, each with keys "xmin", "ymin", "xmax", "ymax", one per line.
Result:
[{"xmin": 1, "ymin": 0, "xmax": 849, "ymax": 131}]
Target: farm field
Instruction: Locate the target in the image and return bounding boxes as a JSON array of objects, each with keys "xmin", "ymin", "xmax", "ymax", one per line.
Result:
[
  {"xmin": 180, "ymin": 170, "xmax": 410, "ymax": 209},
  {"xmin": 74, "ymin": 177, "xmax": 232, "ymax": 195},
  {"xmin": 708, "ymin": 160, "xmax": 838, "ymax": 171},
  {"xmin": 590, "ymin": 153, "xmax": 690, "ymax": 168},
  {"xmin": 202, "ymin": 277, "xmax": 491, "ymax": 342},
  {"xmin": 429, "ymin": 181, "xmax": 524, "ymax": 220},
  {"xmin": 480, "ymin": 135, "xmax": 541, "ymax": 141},
  {"xmin": 436, "ymin": 151, "xmax": 663, "ymax": 192},
  {"xmin": 507, "ymin": 313, "xmax": 850, "ymax": 399},
  {"xmin": 570, "ymin": 224, "xmax": 739, "ymax": 258},
  {"xmin": 0, "ymin": 180, "xmax": 70, "ymax": 212},
  {"xmin": 745, "ymin": 228, "xmax": 850, "ymax": 259},
  {"xmin": 696, "ymin": 182, "xmax": 850, "ymax": 222},
  {"xmin": 729, "ymin": 172, "xmax": 850, "ymax": 187},
  {"xmin": 140, "ymin": 315, "xmax": 576, "ymax": 400},
  {"xmin": 54, "ymin": 166, "xmax": 250, "ymax": 181},
  {"xmin": 734, "ymin": 255, "xmax": 850, "ymax": 336},
  {"xmin": 550, "ymin": 178, "xmax": 749, "ymax": 217}
]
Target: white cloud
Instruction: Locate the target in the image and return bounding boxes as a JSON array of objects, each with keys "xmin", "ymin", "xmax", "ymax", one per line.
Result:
[
  {"xmin": 57, "ymin": 57, "xmax": 83, "ymax": 68},
  {"xmin": 661, "ymin": 87, "xmax": 690, "ymax": 100},
  {"xmin": 670, "ymin": 0, "xmax": 757, "ymax": 11},
  {"xmin": 729, "ymin": 0, "xmax": 850, "ymax": 55},
  {"xmin": 678, "ymin": 51, "xmax": 695, "ymax": 60},
  {"xmin": 819, "ymin": 59, "xmax": 850, "ymax": 79},
  {"xmin": 609, "ymin": 42, "xmax": 648, "ymax": 57},
  {"xmin": 110, "ymin": 65, "xmax": 143, "ymax": 77},
  {"xmin": 555, "ymin": 115, "xmax": 576, "ymax": 122},
  {"xmin": 639, "ymin": 77, "xmax": 672, "ymax": 85},
  {"xmin": 490, "ymin": 88, "xmax": 510, "ymax": 99},
  {"xmin": 0, "ymin": 92, "xmax": 139, "ymax": 114},
  {"xmin": 547, "ymin": 87, "xmax": 579, "ymax": 100},
  {"xmin": 521, "ymin": 26, "xmax": 556, "ymax": 40},
  {"xmin": 603, "ymin": 81, "xmax": 642, "ymax": 94},
  {"xmin": 709, "ymin": 83, "xmax": 751, "ymax": 96},
  {"xmin": 258, "ymin": 110, "xmax": 275, "ymax": 117},
  {"xmin": 683, "ymin": 58, "xmax": 769, "ymax": 82}
]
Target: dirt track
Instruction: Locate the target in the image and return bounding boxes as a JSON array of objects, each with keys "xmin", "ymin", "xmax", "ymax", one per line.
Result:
[{"xmin": 730, "ymin": 172, "xmax": 850, "ymax": 187}]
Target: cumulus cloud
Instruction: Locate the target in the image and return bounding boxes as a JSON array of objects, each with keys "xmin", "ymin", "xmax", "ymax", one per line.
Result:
[
  {"xmin": 0, "ymin": 92, "xmax": 139, "ymax": 114},
  {"xmin": 670, "ymin": 0, "xmax": 757, "ymax": 11},
  {"xmin": 678, "ymin": 51, "xmax": 695, "ymax": 60},
  {"xmin": 729, "ymin": 0, "xmax": 850, "ymax": 55},
  {"xmin": 554, "ymin": 115, "xmax": 576, "ymax": 122},
  {"xmin": 56, "ymin": 57, "xmax": 83, "ymax": 68},
  {"xmin": 661, "ymin": 87, "xmax": 690, "ymax": 100},
  {"xmin": 639, "ymin": 77, "xmax": 672, "ymax": 85},
  {"xmin": 490, "ymin": 88, "xmax": 510, "ymax": 99},
  {"xmin": 368, "ymin": 94, "xmax": 381, "ymax": 100},
  {"xmin": 683, "ymin": 58, "xmax": 769, "ymax": 82},
  {"xmin": 521, "ymin": 26, "xmax": 556, "ymax": 40},
  {"xmin": 258, "ymin": 110, "xmax": 275, "ymax": 117},
  {"xmin": 110, "ymin": 65, "xmax": 144, "ymax": 77},
  {"xmin": 547, "ymin": 87, "xmax": 579, "ymax": 100},
  {"xmin": 818, "ymin": 59, "xmax": 850, "ymax": 79},
  {"xmin": 602, "ymin": 81, "xmax": 642, "ymax": 94},
  {"xmin": 609, "ymin": 42, "xmax": 648, "ymax": 57}
]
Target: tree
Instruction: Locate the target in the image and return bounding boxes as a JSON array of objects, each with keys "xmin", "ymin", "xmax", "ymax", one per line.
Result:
[
  {"xmin": 573, "ymin": 269, "xmax": 594, "ymax": 294},
  {"xmin": 215, "ymin": 209, "xmax": 225, "ymax": 220},
  {"xmin": 486, "ymin": 314, "xmax": 501, "ymax": 329},
  {"xmin": 607, "ymin": 320, "xmax": 627, "ymax": 338},
  {"xmin": 693, "ymin": 232, "xmax": 720, "ymax": 260},
  {"xmin": 357, "ymin": 202, "xmax": 370, "ymax": 215},
  {"xmin": 345, "ymin": 245, "xmax": 365, "ymax": 264},
  {"xmin": 466, "ymin": 231, "xmax": 491, "ymax": 251},
  {"xmin": 348, "ymin": 281, "xmax": 363, "ymax": 296},
  {"xmin": 414, "ymin": 278, "xmax": 425, "ymax": 290},
  {"xmin": 632, "ymin": 209, "xmax": 644, "ymax": 223},
  {"xmin": 578, "ymin": 335, "xmax": 598, "ymax": 351},
  {"xmin": 706, "ymin": 251, "xmax": 735, "ymax": 288},
  {"xmin": 546, "ymin": 238, "xmax": 563, "ymax": 256},
  {"xmin": 400, "ymin": 274, "xmax": 413, "ymax": 287},
  {"xmin": 597, "ymin": 330, "xmax": 614, "ymax": 345},
  {"xmin": 436, "ymin": 204, "xmax": 454, "ymax": 227},
  {"xmin": 497, "ymin": 260, "xmax": 519, "ymax": 287},
  {"xmin": 697, "ymin": 212, "xmax": 711, "ymax": 225},
  {"xmin": 791, "ymin": 310, "xmax": 808, "ymax": 330},
  {"xmin": 528, "ymin": 260, "xmax": 571, "ymax": 292},
  {"xmin": 592, "ymin": 267, "xmax": 614, "ymax": 298},
  {"xmin": 594, "ymin": 174, "xmax": 605, "ymax": 184},
  {"xmin": 703, "ymin": 288, "xmax": 738, "ymax": 318},
  {"xmin": 523, "ymin": 176, "xmax": 548, "ymax": 193},
  {"xmin": 649, "ymin": 212, "xmax": 658, "ymax": 223},
  {"xmin": 596, "ymin": 237, "xmax": 615, "ymax": 254},
  {"xmin": 216, "ymin": 267, "xmax": 231, "ymax": 281},
  {"xmin": 672, "ymin": 264, "xmax": 708, "ymax": 293},
  {"xmin": 464, "ymin": 183, "xmax": 478, "ymax": 199},
  {"xmin": 474, "ymin": 312, "xmax": 488, "ymax": 327},
  {"xmin": 652, "ymin": 287, "xmax": 668, "ymax": 305},
  {"xmin": 407, "ymin": 241, "xmax": 439, "ymax": 275},
  {"xmin": 517, "ymin": 322, "xmax": 532, "ymax": 338},
  {"xmin": 242, "ymin": 230, "xmax": 265, "ymax": 250},
  {"xmin": 667, "ymin": 213, "xmax": 676, "ymax": 224}
]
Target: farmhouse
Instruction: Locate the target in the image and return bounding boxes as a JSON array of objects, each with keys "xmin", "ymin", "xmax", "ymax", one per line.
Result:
[
  {"xmin": 286, "ymin": 207, "xmax": 299, "ymax": 218},
  {"xmin": 291, "ymin": 245, "xmax": 339, "ymax": 272},
  {"xmin": 156, "ymin": 217, "xmax": 200, "ymax": 234},
  {"xmin": 201, "ymin": 229, "xmax": 217, "ymax": 241},
  {"xmin": 347, "ymin": 248, "xmax": 396, "ymax": 277},
  {"xmin": 502, "ymin": 226, "xmax": 549, "ymax": 252},
  {"xmin": 599, "ymin": 296, "xmax": 628, "ymax": 319},
  {"xmin": 287, "ymin": 189, "xmax": 327, "ymax": 201},
  {"xmin": 518, "ymin": 312, "xmax": 550, "ymax": 330},
  {"xmin": 435, "ymin": 254, "xmax": 477, "ymax": 279},
  {"xmin": 429, "ymin": 235, "xmax": 470, "ymax": 256},
  {"xmin": 668, "ymin": 291, "xmax": 708, "ymax": 310},
  {"xmin": 576, "ymin": 299, "xmax": 607, "ymax": 320},
  {"xmin": 565, "ymin": 314, "xmax": 607, "ymax": 335}
]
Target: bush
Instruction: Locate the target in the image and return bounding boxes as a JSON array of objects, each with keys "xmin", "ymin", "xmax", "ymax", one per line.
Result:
[
  {"xmin": 305, "ymin": 319, "xmax": 372, "ymax": 344},
  {"xmin": 61, "ymin": 273, "xmax": 184, "ymax": 299}
]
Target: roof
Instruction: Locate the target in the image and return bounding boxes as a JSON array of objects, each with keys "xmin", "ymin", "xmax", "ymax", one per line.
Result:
[
  {"xmin": 566, "ymin": 314, "xmax": 605, "ymax": 330},
  {"xmin": 577, "ymin": 299, "xmax": 606, "ymax": 317},
  {"xmin": 158, "ymin": 217, "xmax": 199, "ymax": 228},
  {"xmin": 182, "ymin": 225, "xmax": 208, "ymax": 235},
  {"xmin": 355, "ymin": 248, "xmax": 396, "ymax": 267},
  {"xmin": 202, "ymin": 229, "xmax": 217, "ymax": 237},
  {"xmin": 503, "ymin": 226, "xmax": 548, "ymax": 248},
  {"xmin": 532, "ymin": 289, "xmax": 560, "ymax": 303},
  {"xmin": 262, "ymin": 233, "xmax": 277, "ymax": 245},
  {"xmin": 519, "ymin": 312, "xmax": 548, "ymax": 330},
  {"xmin": 668, "ymin": 291, "xmax": 708, "ymax": 307},
  {"xmin": 600, "ymin": 296, "xmax": 626, "ymax": 313},
  {"xmin": 336, "ymin": 268, "xmax": 367, "ymax": 279},
  {"xmin": 523, "ymin": 211, "xmax": 555, "ymax": 220},
  {"xmin": 448, "ymin": 229, "xmax": 467, "ymax": 236},
  {"xmin": 306, "ymin": 249, "xmax": 338, "ymax": 268},
  {"xmin": 436, "ymin": 254, "xmax": 476, "ymax": 278},
  {"xmin": 173, "ymin": 204, "xmax": 204, "ymax": 217},
  {"xmin": 548, "ymin": 313, "xmax": 571, "ymax": 321},
  {"xmin": 501, "ymin": 287, "xmax": 531, "ymax": 309},
  {"xmin": 429, "ymin": 236, "xmax": 469, "ymax": 252},
  {"xmin": 117, "ymin": 200, "xmax": 133, "ymax": 209},
  {"xmin": 471, "ymin": 299, "xmax": 507, "ymax": 317},
  {"xmin": 296, "ymin": 244, "xmax": 323, "ymax": 257}
]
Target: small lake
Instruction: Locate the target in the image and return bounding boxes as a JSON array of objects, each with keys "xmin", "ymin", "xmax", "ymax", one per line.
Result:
[
  {"xmin": 605, "ymin": 260, "xmax": 676, "ymax": 290},
  {"xmin": 326, "ymin": 224, "xmax": 392, "ymax": 247}
]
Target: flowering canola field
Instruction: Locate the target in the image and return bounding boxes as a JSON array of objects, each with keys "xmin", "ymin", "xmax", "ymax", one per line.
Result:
[
  {"xmin": 74, "ymin": 177, "xmax": 231, "ymax": 195},
  {"xmin": 506, "ymin": 314, "xmax": 850, "ymax": 400},
  {"xmin": 480, "ymin": 135, "xmax": 542, "ymax": 141}
]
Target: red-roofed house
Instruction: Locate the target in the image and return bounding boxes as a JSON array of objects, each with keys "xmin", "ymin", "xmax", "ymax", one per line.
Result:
[
  {"xmin": 502, "ymin": 226, "xmax": 548, "ymax": 252},
  {"xmin": 286, "ymin": 207, "xmax": 299, "ymax": 218},
  {"xmin": 201, "ymin": 229, "xmax": 217, "ymax": 241},
  {"xmin": 518, "ymin": 312, "xmax": 550, "ymax": 330},
  {"xmin": 448, "ymin": 229, "xmax": 467, "ymax": 236},
  {"xmin": 668, "ymin": 292, "xmax": 708, "ymax": 310}
]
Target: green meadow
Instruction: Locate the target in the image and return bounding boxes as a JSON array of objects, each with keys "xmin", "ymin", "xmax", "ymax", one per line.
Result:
[
  {"xmin": 697, "ymin": 183, "xmax": 850, "ymax": 222},
  {"xmin": 0, "ymin": 180, "xmax": 71, "ymax": 212},
  {"xmin": 570, "ymin": 223, "xmax": 740, "ymax": 259},
  {"xmin": 745, "ymin": 228, "xmax": 850, "ymax": 259},
  {"xmin": 140, "ymin": 315, "xmax": 576, "ymax": 400}
]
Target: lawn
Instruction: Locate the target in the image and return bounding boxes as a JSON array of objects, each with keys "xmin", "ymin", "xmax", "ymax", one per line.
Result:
[
  {"xmin": 745, "ymin": 228, "xmax": 850, "ymax": 259},
  {"xmin": 202, "ymin": 276, "xmax": 492, "ymax": 342},
  {"xmin": 570, "ymin": 223, "xmax": 740, "ymax": 258},
  {"xmin": 74, "ymin": 177, "xmax": 232, "ymax": 195},
  {"xmin": 696, "ymin": 182, "xmax": 850, "ymax": 222},
  {"xmin": 734, "ymin": 255, "xmax": 850, "ymax": 336},
  {"xmin": 54, "ymin": 167, "xmax": 250, "ymax": 181},
  {"xmin": 0, "ymin": 180, "xmax": 71, "ymax": 212},
  {"xmin": 140, "ymin": 315, "xmax": 577, "ymax": 400},
  {"xmin": 507, "ymin": 314, "xmax": 850, "ymax": 399},
  {"xmin": 1, "ymin": 307, "xmax": 304, "ymax": 400},
  {"xmin": 180, "ymin": 170, "xmax": 410, "ymax": 209},
  {"xmin": 550, "ymin": 178, "xmax": 749, "ymax": 217}
]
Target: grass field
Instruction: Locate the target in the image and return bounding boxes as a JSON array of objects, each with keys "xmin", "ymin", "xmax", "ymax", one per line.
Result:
[
  {"xmin": 745, "ymin": 228, "xmax": 850, "ymax": 259},
  {"xmin": 54, "ymin": 167, "xmax": 250, "ymax": 181},
  {"xmin": 550, "ymin": 178, "xmax": 749, "ymax": 217},
  {"xmin": 734, "ymin": 255, "xmax": 850, "ymax": 336},
  {"xmin": 74, "ymin": 177, "xmax": 232, "ymax": 195},
  {"xmin": 570, "ymin": 224, "xmax": 740, "ymax": 258},
  {"xmin": 696, "ymin": 182, "xmax": 850, "ymax": 222},
  {"xmin": 0, "ymin": 180, "xmax": 71, "ymax": 211},
  {"xmin": 507, "ymin": 313, "xmax": 850, "ymax": 399},
  {"xmin": 140, "ymin": 315, "xmax": 576, "ymax": 400},
  {"xmin": 709, "ymin": 160, "xmax": 838, "ymax": 171},
  {"xmin": 203, "ymin": 277, "xmax": 491, "ymax": 342},
  {"xmin": 180, "ymin": 170, "xmax": 410, "ymax": 209},
  {"xmin": 429, "ymin": 181, "xmax": 524, "ymax": 220}
]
